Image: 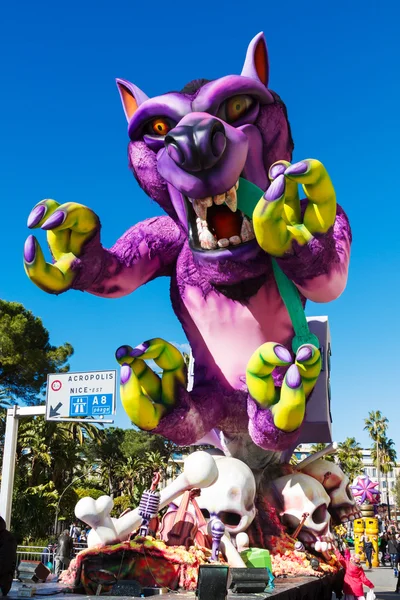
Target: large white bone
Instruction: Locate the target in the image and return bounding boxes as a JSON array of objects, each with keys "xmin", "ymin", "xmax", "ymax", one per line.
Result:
[
  {"xmin": 75, "ymin": 451, "xmax": 218, "ymax": 547},
  {"xmin": 220, "ymin": 534, "xmax": 246, "ymax": 568},
  {"xmin": 295, "ymin": 442, "xmax": 338, "ymax": 470}
]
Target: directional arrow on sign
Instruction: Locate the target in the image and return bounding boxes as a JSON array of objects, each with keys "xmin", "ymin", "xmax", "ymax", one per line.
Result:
[{"xmin": 49, "ymin": 402, "xmax": 63, "ymax": 418}]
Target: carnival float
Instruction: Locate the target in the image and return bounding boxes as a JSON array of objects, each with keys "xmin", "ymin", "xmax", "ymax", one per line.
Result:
[{"xmin": 23, "ymin": 32, "xmax": 356, "ymax": 598}]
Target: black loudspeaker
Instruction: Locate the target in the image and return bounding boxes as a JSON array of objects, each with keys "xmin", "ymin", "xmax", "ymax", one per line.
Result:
[
  {"xmin": 228, "ymin": 568, "xmax": 270, "ymax": 594},
  {"xmin": 17, "ymin": 560, "xmax": 50, "ymax": 583},
  {"xmin": 196, "ymin": 564, "xmax": 229, "ymax": 600}
]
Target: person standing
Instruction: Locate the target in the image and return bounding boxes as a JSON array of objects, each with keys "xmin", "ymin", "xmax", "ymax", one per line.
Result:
[
  {"xmin": 388, "ymin": 534, "xmax": 399, "ymax": 572},
  {"xmin": 55, "ymin": 530, "xmax": 73, "ymax": 576},
  {"xmin": 363, "ymin": 536, "xmax": 373, "ymax": 570},
  {"xmin": 380, "ymin": 533, "xmax": 388, "ymax": 567},
  {"xmin": 334, "ymin": 546, "xmax": 374, "ymax": 600},
  {"xmin": 0, "ymin": 517, "xmax": 17, "ymax": 597}
]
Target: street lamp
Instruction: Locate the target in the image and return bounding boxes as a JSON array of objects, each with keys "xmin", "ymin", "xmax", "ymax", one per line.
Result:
[{"xmin": 53, "ymin": 467, "xmax": 98, "ymax": 535}]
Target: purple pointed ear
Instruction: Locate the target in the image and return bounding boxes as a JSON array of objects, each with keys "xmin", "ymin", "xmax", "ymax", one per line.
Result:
[
  {"xmin": 241, "ymin": 32, "xmax": 269, "ymax": 87},
  {"xmin": 116, "ymin": 78, "xmax": 149, "ymax": 121}
]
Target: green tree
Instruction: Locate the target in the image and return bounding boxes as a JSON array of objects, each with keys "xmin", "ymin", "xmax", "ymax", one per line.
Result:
[
  {"xmin": 364, "ymin": 410, "xmax": 389, "ymax": 490},
  {"xmin": 336, "ymin": 437, "xmax": 364, "ymax": 483},
  {"xmin": 11, "ymin": 416, "xmax": 103, "ymax": 538},
  {"xmin": 0, "ymin": 300, "xmax": 73, "ymax": 404},
  {"xmin": 394, "ymin": 478, "xmax": 400, "ymax": 508},
  {"xmin": 372, "ymin": 436, "xmax": 397, "ymax": 517},
  {"xmin": 121, "ymin": 429, "xmax": 171, "ymax": 460},
  {"xmin": 85, "ymin": 428, "xmax": 126, "ymax": 497}
]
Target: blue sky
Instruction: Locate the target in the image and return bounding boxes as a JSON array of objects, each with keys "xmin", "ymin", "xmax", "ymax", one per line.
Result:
[{"xmin": 1, "ymin": 0, "xmax": 399, "ymax": 451}]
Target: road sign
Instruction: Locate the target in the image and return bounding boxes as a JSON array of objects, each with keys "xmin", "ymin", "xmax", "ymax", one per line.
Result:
[{"xmin": 46, "ymin": 370, "xmax": 117, "ymax": 421}]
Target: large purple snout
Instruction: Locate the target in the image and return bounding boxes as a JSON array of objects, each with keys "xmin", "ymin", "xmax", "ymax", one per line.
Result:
[
  {"xmin": 157, "ymin": 112, "xmax": 248, "ymax": 199},
  {"xmin": 165, "ymin": 118, "xmax": 226, "ymax": 172}
]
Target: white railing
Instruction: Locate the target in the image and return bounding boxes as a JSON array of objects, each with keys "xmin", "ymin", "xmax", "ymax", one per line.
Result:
[{"xmin": 17, "ymin": 542, "xmax": 88, "ymax": 571}]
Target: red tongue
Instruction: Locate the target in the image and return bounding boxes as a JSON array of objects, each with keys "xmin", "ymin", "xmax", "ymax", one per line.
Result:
[{"xmin": 207, "ymin": 204, "xmax": 242, "ymax": 240}]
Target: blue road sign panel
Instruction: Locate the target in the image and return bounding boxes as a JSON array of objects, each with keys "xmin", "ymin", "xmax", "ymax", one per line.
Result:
[{"xmin": 69, "ymin": 394, "xmax": 113, "ymax": 417}]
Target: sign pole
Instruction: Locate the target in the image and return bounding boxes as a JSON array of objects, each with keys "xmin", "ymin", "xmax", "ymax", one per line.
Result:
[
  {"xmin": 0, "ymin": 406, "xmax": 18, "ymax": 528},
  {"xmin": 0, "ymin": 405, "xmax": 46, "ymax": 528}
]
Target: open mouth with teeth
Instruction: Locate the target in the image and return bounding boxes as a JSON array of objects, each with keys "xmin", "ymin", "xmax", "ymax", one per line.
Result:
[{"xmin": 185, "ymin": 178, "xmax": 256, "ymax": 251}]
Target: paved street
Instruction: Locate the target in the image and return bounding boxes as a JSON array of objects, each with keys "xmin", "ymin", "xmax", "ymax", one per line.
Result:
[{"xmin": 363, "ymin": 565, "xmax": 400, "ymax": 598}]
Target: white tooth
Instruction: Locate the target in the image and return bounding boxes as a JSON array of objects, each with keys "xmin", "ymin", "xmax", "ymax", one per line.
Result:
[
  {"xmin": 197, "ymin": 219, "xmax": 207, "ymax": 234},
  {"xmin": 225, "ymin": 187, "xmax": 237, "ymax": 212},
  {"xmin": 235, "ymin": 180, "xmax": 239, "ymax": 190},
  {"xmin": 214, "ymin": 193, "xmax": 226, "ymax": 205},
  {"xmin": 229, "ymin": 235, "xmax": 241, "ymax": 246},
  {"xmin": 217, "ymin": 238, "xmax": 229, "ymax": 248},
  {"xmin": 199, "ymin": 227, "xmax": 217, "ymax": 250},
  {"xmin": 320, "ymin": 542, "xmax": 328, "ymax": 552},
  {"xmin": 203, "ymin": 197, "xmax": 213, "ymax": 207},
  {"xmin": 193, "ymin": 199, "xmax": 208, "ymax": 220},
  {"xmin": 314, "ymin": 540, "xmax": 322, "ymax": 552},
  {"xmin": 240, "ymin": 217, "xmax": 255, "ymax": 242}
]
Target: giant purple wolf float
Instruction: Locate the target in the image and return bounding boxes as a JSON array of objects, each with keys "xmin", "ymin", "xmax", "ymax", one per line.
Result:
[{"xmin": 24, "ymin": 33, "xmax": 351, "ymax": 465}]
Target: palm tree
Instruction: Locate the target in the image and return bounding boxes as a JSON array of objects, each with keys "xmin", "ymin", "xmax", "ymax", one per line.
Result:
[
  {"xmin": 336, "ymin": 437, "xmax": 364, "ymax": 483},
  {"xmin": 372, "ymin": 437, "xmax": 397, "ymax": 518},
  {"xmin": 364, "ymin": 410, "xmax": 389, "ymax": 491}
]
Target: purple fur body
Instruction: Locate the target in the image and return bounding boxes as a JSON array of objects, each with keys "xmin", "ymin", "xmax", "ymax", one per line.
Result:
[{"xmin": 70, "ymin": 33, "xmax": 351, "ymax": 453}]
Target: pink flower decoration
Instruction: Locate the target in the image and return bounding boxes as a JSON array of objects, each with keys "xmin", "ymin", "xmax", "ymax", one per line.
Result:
[{"xmin": 350, "ymin": 476, "xmax": 380, "ymax": 505}]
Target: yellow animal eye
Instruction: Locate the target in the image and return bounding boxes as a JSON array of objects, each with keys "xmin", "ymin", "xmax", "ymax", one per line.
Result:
[
  {"xmin": 226, "ymin": 95, "xmax": 253, "ymax": 122},
  {"xmin": 151, "ymin": 118, "xmax": 171, "ymax": 136}
]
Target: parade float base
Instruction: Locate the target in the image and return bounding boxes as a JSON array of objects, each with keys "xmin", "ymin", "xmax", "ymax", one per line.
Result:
[{"xmin": 10, "ymin": 571, "xmax": 344, "ymax": 600}]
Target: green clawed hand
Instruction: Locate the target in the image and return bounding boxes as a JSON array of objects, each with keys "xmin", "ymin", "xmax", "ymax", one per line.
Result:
[
  {"xmin": 116, "ymin": 338, "xmax": 186, "ymax": 430},
  {"xmin": 252, "ymin": 159, "xmax": 336, "ymax": 257},
  {"xmin": 24, "ymin": 199, "xmax": 100, "ymax": 293},
  {"xmin": 246, "ymin": 342, "xmax": 322, "ymax": 432}
]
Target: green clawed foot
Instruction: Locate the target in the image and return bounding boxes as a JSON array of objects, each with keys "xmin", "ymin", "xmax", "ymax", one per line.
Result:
[
  {"xmin": 24, "ymin": 199, "xmax": 100, "ymax": 293},
  {"xmin": 252, "ymin": 159, "xmax": 336, "ymax": 257},
  {"xmin": 246, "ymin": 342, "xmax": 322, "ymax": 432},
  {"xmin": 116, "ymin": 339, "xmax": 186, "ymax": 430}
]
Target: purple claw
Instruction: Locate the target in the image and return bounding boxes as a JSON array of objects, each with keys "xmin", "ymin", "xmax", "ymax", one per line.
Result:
[
  {"xmin": 285, "ymin": 364, "xmax": 301, "ymax": 389},
  {"xmin": 269, "ymin": 163, "xmax": 286, "ymax": 180},
  {"xmin": 24, "ymin": 235, "xmax": 36, "ymax": 263},
  {"xmin": 285, "ymin": 161, "xmax": 309, "ymax": 176},
  {"xmin": 27, "ymin": 205, "xmax": 46, "ymax": 228},
  {"xmin": 116, "ymin": 346, "xmax": 129, "ymax": 360},
  {"xmin": 120, "ymin": 364, "xmax": 131, "ymax": 384},
  {"xmin": 274, "ymin": 344, "xmax": 292, "ymax": 363},
  {"xmin": 41, "ymin": 210, "xmax": 66, "ymax": 230},
  {"xmin": 130, "ymin": 341, "xmax": 150, "ymax": 357},
  {"xmin": 296, "ymin": 346, "xmax": 313, "ymax": 362},
  {"xmin": 264, "ymin": 174, "xmax": 285, "ymax": 202}
]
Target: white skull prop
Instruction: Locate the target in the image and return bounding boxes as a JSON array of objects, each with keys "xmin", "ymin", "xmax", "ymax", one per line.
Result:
[
  {"xmin": 272, "ymin": 473, "xmax": 333, "ymax": 552},
  {"xmin": 300, "ymin": 459, "xmax": 362, "ymax": 523},
  {"xmin": 193, "ymin": 456, "xmax": 256, "ymax": 536}
]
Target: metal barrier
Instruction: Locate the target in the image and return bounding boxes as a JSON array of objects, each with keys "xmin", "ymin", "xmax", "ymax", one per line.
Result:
[
  {"xmin": 16, "ymin": 542, "xmax": 88, "ymax": 573},
  {"xmin": 73, "ymin": 542, "xmax": 87, "ymax": 555},
  {"xmin": 17, "ymin": 546, "xmax": 54, "ymax": 563}
]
